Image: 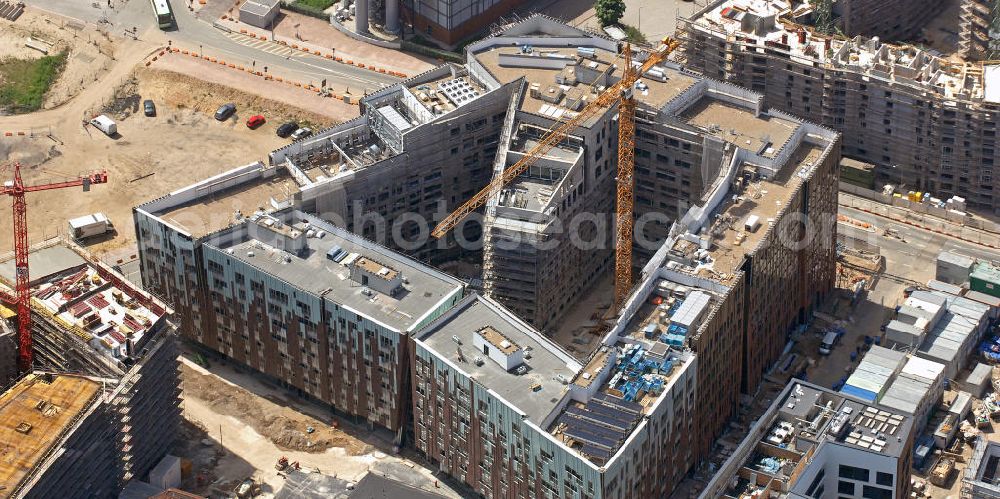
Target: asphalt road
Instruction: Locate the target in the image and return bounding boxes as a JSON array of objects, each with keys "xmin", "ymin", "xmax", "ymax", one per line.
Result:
[
  {"xmin": 25, "ymin": 0, "xmax": 400, "ymax": 94},
  {"xmin": 839, "ymin": 205, "xmax": 1000, "ymax": 270}
]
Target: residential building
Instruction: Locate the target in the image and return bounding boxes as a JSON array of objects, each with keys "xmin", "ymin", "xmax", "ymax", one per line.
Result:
[
  {"xmin": 960, "ymin": 0, "xmax": 1000, "ymax": 60},
  {"xmin": 679, "ymin": 0, "xmax": 1000, "ymax": 214},
  {"xmin": 134, "ymin": 203, "xmax": 463, "ymax": 435},
  {"xmin": 699, "ymin": 381, "xmax": 915, "ymax": 499}
]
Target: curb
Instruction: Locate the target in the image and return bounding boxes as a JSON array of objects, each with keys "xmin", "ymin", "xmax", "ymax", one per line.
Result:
[
  {"xmin": 152, "ymin": 46, "xmax": 361, "ymax": 106},
  {"xmin": 216, "ymin": 17, "xmax": 409, "ymax": 78}
]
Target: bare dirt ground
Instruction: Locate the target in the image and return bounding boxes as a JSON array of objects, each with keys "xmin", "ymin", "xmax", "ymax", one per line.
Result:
[
  {"xmin": 0, "ymin": 10, "xmax": 117, "ymax": 109},
  {"xmin": 0, "ymin": 63, "xmax": 357, "ymax": 257},
  {"xmin": 176, "ymin": 356, "xmax": 463, "ymax": 498},
  {"xmin": 181, "ymin": 363, "xmax": 367, "ymax": 454},
  {"xmin": 149, "ymin": 53, "xmax": 359, "ymax": 121}
]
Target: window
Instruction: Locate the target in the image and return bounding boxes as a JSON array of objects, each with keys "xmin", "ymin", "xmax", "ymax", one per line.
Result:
[
  {"xmin": 838, "ymin": 481, "xmax": 855, "ymax": 495},
  {"xmin": 862, "ymin": 485, "xmax": 892, "ymax": 499},
  {"xmin": 839, "ymin": 465, "xmax": 869, "ymax": 482},
  {"xmin": 875, "ymin": 472, "xmax": 893, "ymax": 487}
]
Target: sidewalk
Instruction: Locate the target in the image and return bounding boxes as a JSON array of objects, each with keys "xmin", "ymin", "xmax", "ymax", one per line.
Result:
[
  {"xmin": 840, "ymin": 192, "xmax": 1000, "ymax": 249},
  {"xmin": 216, "ymin": 10, "xmax": 435, "ymax": 77}
]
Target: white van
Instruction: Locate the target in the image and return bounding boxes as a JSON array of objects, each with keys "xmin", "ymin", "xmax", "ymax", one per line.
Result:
[
  {"xmin": 819, "ymin": 331, "xmax": 840, "ymax": 355},
  {"xmin": 90, "ymin": 115, "xmax": 117, "ymax": 136}
]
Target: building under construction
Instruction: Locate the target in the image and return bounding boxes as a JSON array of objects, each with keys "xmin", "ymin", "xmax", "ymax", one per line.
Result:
[
  {"xmin": 0, "ymin": 241, "xmax": 180, "ymax": 497},
  {"xmin": 679, "ymin": 0, "xmax": 1000, "ymax": 214},
  {"xmin": 960, "ymin": 0, "xmax": 1000, "ymax": 60},
  {"xmin": 134, "ymin": 15, "xmax": 839, "ymax": 499}
]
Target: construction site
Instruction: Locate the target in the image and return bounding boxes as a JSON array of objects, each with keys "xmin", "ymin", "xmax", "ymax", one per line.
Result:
[
  {"xmin": 677, "ymin": 0, "xmax": 1000, "ymax": 215},
  {"xmin": 127, "ymin": 13, "xmax": 845, "ymax": 498},
  {"xmin": 0, "ymin": 240, "xmax": 180, "ymax": 497}
]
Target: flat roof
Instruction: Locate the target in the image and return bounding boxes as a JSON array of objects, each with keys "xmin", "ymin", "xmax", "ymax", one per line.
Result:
[
  {"xmin": 153, "ymin": 170, "xmax": 299, "ymax": 238},
  {"xmin": 702, "ymin": 141, "xmax": 825, "ymax": 279},
  {"xmin": 209, "ymin": 210, "xmax": 463, "ymax": 332},
  {"xmin": 0, "ymin": 374, "xmax": 102, "ymax": 493},
  {"xmin": 0, "ymin": 245, "xmax": 86, "ymax": 285},
  {"xmin": 417, "ymin": 294, "xmax": 580, "ymax": 425},
  {"xmin": 472, "ymin": 45, "xmax": 699, "ymax": 118},
  {"xmin": 681, "ymin": 98, "xmax": 797, "ymax": 159}
]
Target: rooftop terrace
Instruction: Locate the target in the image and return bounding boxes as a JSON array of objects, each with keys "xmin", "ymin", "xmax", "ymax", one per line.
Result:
[
  {"xmin": 417, "ymin": 294, "xmax": 581, "ymax": 425},
  {"xmin": 207, "ymin": 210, "xmax": 464, "ymax": 332},
  {"xmin": 0, "ymin": 374, "xmax": 102, "ymax": 495}
]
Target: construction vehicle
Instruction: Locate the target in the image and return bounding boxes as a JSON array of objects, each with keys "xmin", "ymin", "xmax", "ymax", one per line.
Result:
[
  {"xmin": 275, "ymin": 456, "xmax": 289, "ymax": 471},
  {"xmin": 429, "ymin": 37, "xmax": 680, "ymax": 311},
  {"xmin": 930, "ymin": 456, "xmax": 955, "ymax": 486},
  {"xmin": 0, "ymin": 163, "xmax": 108, "ymax": 372}
]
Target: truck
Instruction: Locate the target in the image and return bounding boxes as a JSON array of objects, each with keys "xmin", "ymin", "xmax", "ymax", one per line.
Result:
[
  {"xmin": 90, "ymin": 115, "xmax": 117, "ymax": 136},
  {"xmin": 68, "ymin": 213, "xmax": 113, "ymax": 239}
]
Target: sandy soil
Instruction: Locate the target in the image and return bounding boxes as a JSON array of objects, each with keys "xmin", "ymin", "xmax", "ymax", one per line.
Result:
[
  {"xmin": 150, "ymin": 53, "xmax": 359, "ymax": 121},
  {"xmin": 181, "ymin": 363, "xmax": 368, "ymax": 454},
  {"xmin": 0, "ymin": 65, "xmax": 355, "ymax": 256},
  {"xmin": 0, "ymin": 10, "xmax": 118, "ymax": 110}
]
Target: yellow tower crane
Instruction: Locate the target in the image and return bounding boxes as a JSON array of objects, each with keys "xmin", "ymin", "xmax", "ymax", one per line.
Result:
[{"xmin": 430, "ymin": 37, "xmax": 681, "ymax": 311}]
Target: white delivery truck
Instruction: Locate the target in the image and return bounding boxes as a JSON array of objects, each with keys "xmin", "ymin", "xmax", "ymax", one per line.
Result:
[
  {"xmin": 90, "ymin": 115, "xmax": 117, "ymax": 136},
  {"xmin": 68, "ymin": 213, "xmax": 113, "ymax": 239}
]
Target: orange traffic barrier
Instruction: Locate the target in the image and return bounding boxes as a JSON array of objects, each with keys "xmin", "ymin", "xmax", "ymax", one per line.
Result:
[
  {"xmin": 182, "ymin": 50, "xmax": 189, "ymax": 54},
  {"xmin": 325, "ymin": 54, "xmax": 332, "ymax": 59},
  {"xmin": 4, "ymin": 132, "xmax": 11, "ymax": 136},
  {"xmin": 159, "ymin": 51, "xmax": 165, "ymax": 56},
  {"xmin": 378, "ymin": 68, "xmax": 385, "ymax": 73},
  {"xmin": 221, "ymin": 14, "xmax": 227, "ymax": 20},
  {"xmin": 275, "ymin": 77, "xmax": 283, "ymax": 82},
  {"xmin": 240, "ymin": 29, "xmax": 247, "ymax": 34},
  {"xmin": 291, "ymin": 44, "xmax": 298, "ymax": 49},
  {"xmin": 358, "ymin": 63, "xmax": 365, "ymax": 69},
  {"xmin": 346, "ymin": 60, "xmax": 353, "ymax": 65},
  {"xmin": 237, "ymin": 65, "xmax": 244, "ymax": 70},
  {"xmin": 152, "ymin": 56, "xmax": 157, "ymax": 61},
  {"xmin": 294, "ymin": 82, "xmax": 301, "ymax": 87},
  {"xmin": 228, "ymin": 63, "xmax": 235, "ymax": 68},
  {"xmin": 249, "ymin": 33, "xmax": 256, "ymax": 38},
  {"xmin": 209, "ymin": 57, "xmax": 216, "ymax": 62},
  {"xmin": 145, "ymin": 61, "xmax": 151, "ymax": 66},
  {"xmin": 16, "ymin": 132, "xmax": 24, "ymax": 136},
  {"xmin": 335, "ymin": 57, "xmax": 342, "ymax": 62}
]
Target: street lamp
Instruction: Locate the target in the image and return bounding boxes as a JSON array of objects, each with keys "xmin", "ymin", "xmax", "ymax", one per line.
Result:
[{"xmin": 199, "ymin": 44, "xmax": 203, "ymax": 57}]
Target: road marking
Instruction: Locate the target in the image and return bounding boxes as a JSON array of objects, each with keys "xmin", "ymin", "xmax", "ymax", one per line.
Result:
[{"xmin": 226, "ymin": 32, "xmax": 302, "ymax": 59}]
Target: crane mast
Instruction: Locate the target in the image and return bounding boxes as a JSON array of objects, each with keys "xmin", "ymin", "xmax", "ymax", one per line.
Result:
[
  {"xmin": 431, "ymin": 38, "xmax": 680, "ymax": 313},
  {"xmin": 0, "ymin": 163, "xmax": 108, "ymax": 372},
  {"xmin": 615, "ymin": 44, "xmax": 637, "ymax": 310}
]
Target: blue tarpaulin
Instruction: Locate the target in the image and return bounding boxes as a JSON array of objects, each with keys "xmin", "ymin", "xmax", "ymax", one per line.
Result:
[{"xmin": 840, "ymin": 383, "xmax": 878, "ymax": 402}]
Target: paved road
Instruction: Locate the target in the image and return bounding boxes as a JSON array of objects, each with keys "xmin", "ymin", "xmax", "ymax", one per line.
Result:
[
  {"xmin": 840, "ymin": 205, "xmax": 1000, "ymax": 269},
  {"xmin": 25, "ymin": 0, "xmax": 400, "ymax": 94}
]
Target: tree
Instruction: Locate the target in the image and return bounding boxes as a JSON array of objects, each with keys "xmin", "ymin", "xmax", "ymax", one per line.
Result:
[{"xmin": 595, "ymin": 0, "xmax": 626, "ymax": 28}]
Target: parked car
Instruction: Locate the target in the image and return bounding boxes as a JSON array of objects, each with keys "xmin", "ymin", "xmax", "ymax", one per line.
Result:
[
  {"xmin": 818, "ymin": 330, "xmax": 840, "ymax": 355},
  {"xmin": 246, "ymin": 115, "xmax": 266, "ymax": 129},
  {"xmin": 291, "ymin": 127, "xmax": 312, "ymax": 140},
  {"xmin": 215, "ymin": 103, "xmax": 236, "ymax": 121},
  {"xmin": 276, "ymin": 121, "xmax": 298, "ymax": 138},
  {"xmin": 143, "ymin": 99, "xmax": 156, "ymax": 117}
]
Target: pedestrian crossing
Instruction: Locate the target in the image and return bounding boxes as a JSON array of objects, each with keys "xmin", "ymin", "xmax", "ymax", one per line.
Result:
[{"xmin": 225, "ymin": 32, "xmax": 304, "ymax": 59}]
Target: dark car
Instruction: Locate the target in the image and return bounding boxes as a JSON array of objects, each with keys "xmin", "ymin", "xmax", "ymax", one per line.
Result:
[
  {"xmin": 276, "ymin": 121, "xmax": 298, "ymax": 138},
  {"xmin": 143, "ymin": 99, "xmax": 156, "ymax": 117},
  {"xmin": 215, "ymin": 103, "xmax": 236, "ymax": 121}
]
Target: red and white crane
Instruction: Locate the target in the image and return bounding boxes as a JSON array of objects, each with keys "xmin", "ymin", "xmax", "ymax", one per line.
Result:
[{"xmin": 0, "ymin": 162, "xmax": 108, "ymax": 372}]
